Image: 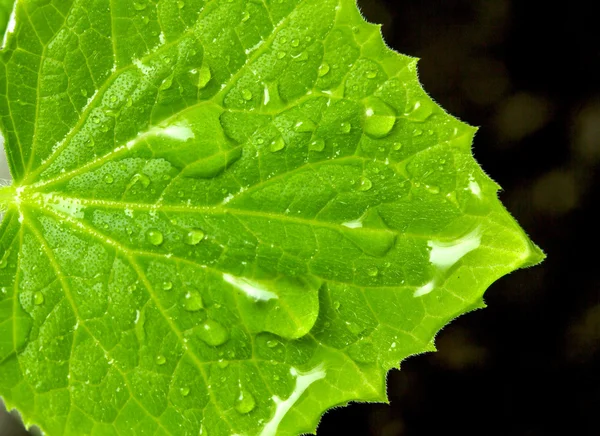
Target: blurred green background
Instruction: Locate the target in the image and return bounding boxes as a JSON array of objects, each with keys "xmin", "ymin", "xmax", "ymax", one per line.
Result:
[{"xmin": 1, "ymin": 0, "xmax": 598, "ymax": 435}]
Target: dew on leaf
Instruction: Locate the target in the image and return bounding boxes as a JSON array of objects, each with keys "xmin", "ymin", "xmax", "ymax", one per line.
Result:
[
  {"xmin": 366, "ymin": 70, "xmax": 378, "ymax": 79},
  {"xmin": 266, "ymin": 340, "xmax": 279, "ymax": 348},
  {"xmin": 195, "ymin": 66, "xmax": 212, "ymax": 89},
  {"xmin": 156, "ymin": 355, "xmax": 166, "ymax": 365},
  {"xmin": 184, "ymin": 229, "xmax": 205, "ymax": 245},
  {"xmin": 184, "ymin": 291, "xmax": 204, "ymax": 312},
  {"xmin": 336, "ymin": 119, "xmax": 352, "ymax": 134},
  {"xmin": 133, "ymin": 2, "xmax": 146, "ymax": 11},
  {"xmin": 198, "ymin": 319, "xmax": 229, "ymax": 346},
  {"xmin": 309, "ymin": 139, "xmax": 325, "ymax": 152},
  {"xmin": 277, "ymin": 51, "xmax": 286, "ymax": 59},
  {"xmin": 146, "ymin": 229, "xmax": 164, "ymax": 246},
  {"xmin": 367, "ymin": 266, "xmax": 379, "ymax": 277},
  {"xmin": 242, "ymin": 89, "xmax": 253, "ymax": 101},
  {"xmin": 180, "ymin": 386, "xmax": 190, "ymax": 397},
  {"xmin": 131, "ymin": 173, "xmax": 151, "ymax": 188},
  {"xmin": 241, "ymin": 10, "xmax": 250, "ymax": 22},
  {"xmin": 364, "ymin": 98, "xmax": 397, "ymax": 139},
  {"xmin": 358, "ymin": 177, "xmax": 373, "ymax": 192},
  {"xmin": 177, "ymin": 1, "xmax": 185, "ymax": 8},
  {"xmin": 162, "ymin": 281, "xmax": 173, "ymax": 291},
  {"xmin": 294, "ymin": 119, "xmax": 316, "ymax": 133},
  {"xmin": 404, "ymin": 100, "xmax": 434, "ymax": 122},
  {"xmin": 33, "ymin": 292, "xmax": 44, "ymax": 306},
  {"xmin": 236, "ymin": 389, "xmax": 256, "ymax": 414},
  {"xmin": 269, "ymin": 137, "xmax": 286, "ymax": 152},
  {"xmin": 318, "ymin": 62, "xmax": 330, "ymax": 77},
  {"xmin": 393, "ymin": 142, "xmax": 402, "ymax": 151},
  {"xmin": 104, "ymin": 174, "xmax": 114, "ymax": 184}
]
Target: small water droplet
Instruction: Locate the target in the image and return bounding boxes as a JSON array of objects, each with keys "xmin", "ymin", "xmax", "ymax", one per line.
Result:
[
  {"xmin": 366, "ymin": 70, "xmax": 378, "ymax": 79},
  {"xmin": 340, "ymin": 122, "xmax": 352, "ymax": 134},
  {"xmin": 133, "ymin": 2, "xmax": 147, "ymax": 11},
  {"xmin": 294, "ymin": 119, "xmax": 316, "ymax": 133},
  {"xmin": 393, "ymin": 142, "xmax": 402, "ymax": 151},
  {"xmin": 236, "ymin": 389, "xmax": 256, "ymax": 414},
  {"xmin": 177, "ymin": 1, "xmax": 185, "ymax": 9},
  {"xmin": 266, "ymin": 340, "xmax": 279, "ymax": 348},
  {"xmin": 333, "ymin": 301, "xmax": 341, "ymax": 310},
  {"xmin": 367, "ymin": 266, "xmax": 379, "ymax": 277},
  {"xmin": 104, "ymin": 174, "xmax": 114, "ymax": 184},
  {"xmin": 34, "ymin": 292, "xmax": 44, "ymax": 306},
  {"xmin": 241, "ymin": 10, "xmax": 250, "ymax": 22},
  {"xmin": 217, "ymin": 360, "xmax": 229, "ymax": 368},
  {"xmin": 184, "ymin": 229, "xmax": 205, "ymax": 246},
  {"xmin": 147, "ymin": 229, "xmax": 164, "ymax": 246},
  {"xmin": 358, "ymin": 177, "xmax": 373, "ymax": 192},
  {"xmin": 162, "ymin": 281, "xmax": 173, "ymax": 291},
  {"xmin": 195, "ymin": 66, "xmax": 212, "ymax": 89},
  {"xmin": 317, "ymin": 62, "xmax": 330, "ymax": 77},
  {"xmin": 309, "ymin": 139, "xmax": 325, "ymax": 152},
  {"xmin": 180, "ymin": 386, "xmax": 190, "ymax": 396},
  {"xmin": 277, "ymin": 51, "xmax": 286, "ymax": 59},
  {"xmin": 269, "ymin": 137, "xmax": 286, "ymax": 152},
  {"xmin": 242, "ymin": 89, "xmax": 253, "ymax": 101},
  {"xmin": 184, "ymin": 291, "xmax": 204, "ymax": 312},
  {"xmin": 198, "ymin": 319, "xmax": 229, "ymax": 346},
  {"xmin": 291, "ymin": 39, "xmax": 300, "ymax": 47},
  {"xmin": 156, "ymin": 355, "xmax": 166, "ymax": 365}
]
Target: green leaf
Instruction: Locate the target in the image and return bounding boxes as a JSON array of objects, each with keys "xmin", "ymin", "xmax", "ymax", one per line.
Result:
[{"xmin": 0, "ymin": 1, "xmax": 543, "ymax": 435}]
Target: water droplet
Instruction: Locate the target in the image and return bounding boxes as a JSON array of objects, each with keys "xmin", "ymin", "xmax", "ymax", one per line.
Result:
[
  {"xmin": 195, "ymin": 65, "xmax": 212, "ymax": 89},
  {"xmin": 413, "ymin": 129, "xmax": 423, "ymax": 137},
  {"xmin": 279, "ymin": 36, "xmax": 288, "ymax": 44},
  {"xmin": 33, "ymin": 292, "xmax": 44, "ymax": 306},
  {"xmin": 177, "ymin": 1, "xmax": 185, "ymax": 9},
  {"xmin": 366, "ymin": 70, "xmax": 378, "ymax": 79},
  {"xmin": 104, "ymin": 174, "xmax": 114, "ymax": 184},
  {"xmin": 393, "ymin": 142, "xmax": 402, "ymax": 151},
  {"xmin": 364, "ymin": 98, "xmax": 397, "ymax": 139},
  {"xmin": 340, "ymin": 122, "xmax": 352, "ymax": 134},
  {"xmin": 242, "ymin": 89, "xmax": 253, "ymax": 101},
  {"xmin": 236, "ymin": 389, "xmax": 256, "ymax": 414},
  {"xmin": 156, "ymin": 355, "xmax": 166, "ymax": 365},
  {"xmin": 266, "ymin": 340, "xmax": 279, "ymax": 348},
  {"xmin": 133, "ymin": 2, "xmax": 147, "ymax": 11},
  {"xmin": 269, "ymin": 137, "xmax": 286, "ymax": 152},
  {"xmin": 184, "ymin": 291, "xmax": 204, "ymax": 312},
  {"xmin": 198, "ymin": 319, "xmax": 229, "ymax": 346},
  {"xmin": 180, "ymin": 386, "xmax": 190, "ymax": 397},
  {"xmin": 146, "ymin": 229, "xmax": 164, "ymax": 246},
  {"xmin": 367, "ymin": 266, "xmax": 379, "ymax": 277},
  {"xmin": 404, "ymin": 100, "xmax": 433, "ymax": 122},
  {"xmin": 318, "ymin": 62, "xmax": 330, "ymax": 77},
  {"xmin": 184, "ymin": 229, "xmax": 205, "ymax": 246},
  {"xmin": 291, "ymin": 39, "xmax": 300, "ymax": 47},
  {"xmin": 309, "ymin": 139, "xmax": 325, "ymax": 152},
  {"xmin": 0, "ymin": 251, "xmax": 9, "ymax": 269},
  {"xmin": 358, "ymin": 177, "xmax": 373, "ymax": 192},
  {"xmin": 217, "ymin": 360, "xmax": 229, "ymax": 368},
  {"xmin": 294, "ymin": 119, "xmax": 316, "ymax": 133},
  {"xmin": 131, "ymin": 173, "xmax": 150, "ymax": 188},
  {"xmin": 241, "ymin": 10, "xmax": 250, "ymax": 22},
  {"xmin": 162, "ymin": 281, "xmax": 173, "ymax": 291},
  {"xmin": 277, "ymin": 51, "xmax": 286, "ymax": 59},
  {"xmin": 333, "ymin": 301, "xmax": 341, "ymax": 310}
]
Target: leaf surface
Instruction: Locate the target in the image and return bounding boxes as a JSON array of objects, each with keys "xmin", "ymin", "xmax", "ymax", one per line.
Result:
[{"xmin": 0, "ymin": 1, "xmax": 543, "ymax": 435}]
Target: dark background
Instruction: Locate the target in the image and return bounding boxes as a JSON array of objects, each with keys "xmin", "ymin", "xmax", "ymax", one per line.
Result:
[{"xmin": 2, "ymin": 0, "xmax": 599, "ymax": 435}]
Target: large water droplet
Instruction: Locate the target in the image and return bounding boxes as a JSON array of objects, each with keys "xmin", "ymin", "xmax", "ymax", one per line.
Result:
[
  {"xmin": 194, "ymin": 66, "xmax": 212, "ymax": 89},
  {"xmin": 236, "ymin": 389, "xmax": 256, "ymax": 414},
  {"xmin": 131, "ymin": 173, "xmax": 151, "ymax": 188},
  {"xmin": 358, "ymin": 177, "xmax": 373, "ymax": 192},
  {"xmin": 318, "ymin": 62, "xmax": 330, "ymax": 77},
  {"xmin": 309, "ymin": 139, "xmax": 325, "ymax": 152},
  {"xmin": 184, "ymin": 229, "xmax": 205, "ymax": 245},
  {"xmin": 404, "ymin": 100, "xmax": 433, "ymax": 122},
  {"xmin": 269, "ymin": 137, "xmax": 286, "ymax": 152},
  {"xmin": 147, "ymin": 229, "xmax": 164, "ymax": 246},
  {"xmin": 184, "ymin": 291, "xmax": 204, "ymax": 312},
  {"xmin": 363, "ymin": 97, "xmax": 397, "ymax": 139},
  {"xmin": 198, "ymin": 319, "xmax": 229, "ymax": 346},
  {"xmin": 242, "ymin": 89, "xmax": 253, "ymax": 101}
]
